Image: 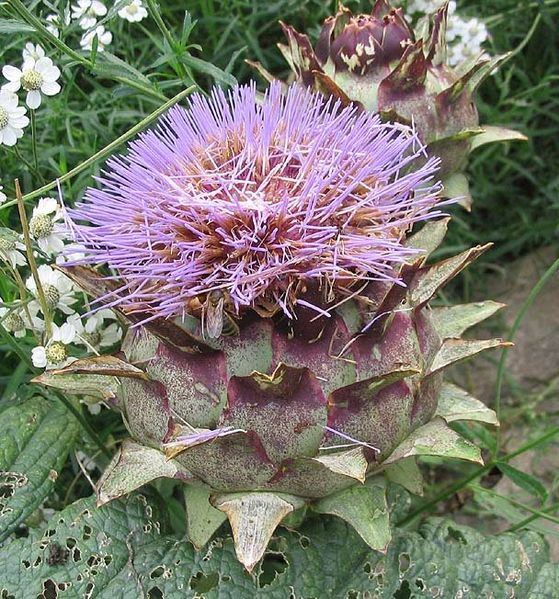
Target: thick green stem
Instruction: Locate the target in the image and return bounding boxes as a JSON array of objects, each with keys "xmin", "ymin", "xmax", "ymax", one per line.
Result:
[{"xmin": 15, "ymin": 179, "xmax": 52, "ymax": 338}]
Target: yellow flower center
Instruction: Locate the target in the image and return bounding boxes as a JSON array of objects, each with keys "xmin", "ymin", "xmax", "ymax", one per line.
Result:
[
  {"xmin": 5, "ymin": 311, "xmax": 25, "ymax": 333},
  {"xmin": 127, "ymin": 4, "xmax": 138, "ymax": 14},
  {"xmin": 29, "ymin": 214, "xmax": 54, "ymax": 239},
  {"xmin": 21, "ymin": 70, "xmax": 43, "ymax": 92},
  {"xmin": 0, "ymin": 107, "xmax": 8, "ymax": 129},
  {"xmin": 0, "ymin": 237, "xmax": 15, "ymax": 253},
  {"xmin": 46, "ymin": 341, "xmax": 67, "ymax": 364},
  {"xmin": 84, "ymin": 330, "xmax": 101, "ymax": 347},
  {"xmin": 43, "ymin": 284, "xmax": 60, "ymax": 308}
]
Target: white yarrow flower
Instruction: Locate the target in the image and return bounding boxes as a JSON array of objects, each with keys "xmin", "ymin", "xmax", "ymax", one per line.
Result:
[
  {"xmin": 69, "ymin": 309, "xmax": 122, "ymax": 350},
  {"xmin": 22, "ymin": 43, "xmax": 46, "ymax": 63},
  {"xmin": 2, "ymin": 57, "xmax": 61, "ymax": 109},
  {"xmin": 0, "ymin": 91, "xmax": 29, "ymax": 146},
  {"xmin": 26, "ymin": 264, "xmax": 77, "ymax": 315},
  {"xmin": 32, "ymin": 321, "xmax": 77, "ymax": 369},
  {"xmin": 29, "ymin": 197, "xmax": 67, "ymax": 255},
  {"xmin": 71, "ymin": 0, "xmax": 107, "ymax": 29},
  {"xmin": 46, "ymin": 12, "xmax": 71, "ymax": 38},
  {"xmin": 0, "ymin": 231, "xmax": 27, "ymax": 269},
  {"xmin": 80, "ymin": 25, "xmax": 112, "ymax": 52},
  {"xmin": 0, "ymin": 185, "xmax": 6, "ymax": 204},
  {"xmin": 0, "ymin": 299, "xmax": 43, "ymax": 338},
  {"xmin": 56, "ymin": 243, "xmax": 87, "ymax": 265},
  {"xmin": 118, "ymin": 0, "xmax": 148, "ymax": 23}
]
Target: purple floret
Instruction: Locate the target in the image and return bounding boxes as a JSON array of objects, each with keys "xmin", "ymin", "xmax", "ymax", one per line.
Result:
[{"xmin": 69, "ymin": 82, "xmax": 445, "ymax": 320}]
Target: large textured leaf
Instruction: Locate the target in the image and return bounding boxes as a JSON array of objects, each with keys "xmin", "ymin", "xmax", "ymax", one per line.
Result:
[
  {"xmin": 0, "ymin": 493, "xmax": 557, "ymax": 597},
  {"xmin": 0, "ymin": 397, "xmax": 79, "ymax": 542}
]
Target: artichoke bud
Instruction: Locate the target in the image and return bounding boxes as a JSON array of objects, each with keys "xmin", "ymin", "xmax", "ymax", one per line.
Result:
[{"xmin": 277, "ymin": 0, "xmax": 525, "ymax": 208}]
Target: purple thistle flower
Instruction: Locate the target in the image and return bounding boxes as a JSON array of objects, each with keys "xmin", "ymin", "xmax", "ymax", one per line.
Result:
[{"xmin": 69, "ymin": 82, "xmax": 446, "ymax": 321}]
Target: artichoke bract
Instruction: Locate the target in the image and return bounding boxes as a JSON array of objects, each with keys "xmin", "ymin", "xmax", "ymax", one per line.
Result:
[
  {"xmin": 268, "ymin": 0, "xmax": 525, "ymax": 208},
  {"xmin": 40, "ymin": 83, "xmax": 507, "ymax": 572}
]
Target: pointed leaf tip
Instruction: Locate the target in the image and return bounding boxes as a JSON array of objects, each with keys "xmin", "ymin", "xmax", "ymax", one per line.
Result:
[
  {"xmin": 430, "ymin": 300, "xmax": 506, "ymax": 339},
  {"xmin": 436, "ymin": 382, "xmax": 498, "ymax": 426},
  {"xmin": 384, "ymin": 418, "xmax": 483, "ymax": 465},
  {"xmin": 50, "ymin": 354, "xmax": 148, "ymax": 379},
  {"xmin": 314, "ymin": 447, "xmax": 368, "ymax": 483},
  {"xmin": 184, "ymin": 485, "xmax": 227, "ymax": 550},
  {"xmin": 409, "ymin": 244, "xmax": 492, "ymax": 306},
  {"xmin": 470, "ymin": 125, "xmax": 528, "ymax": 151},
  {"xmin": 428, "ymin": 338, "xmax": 513, "ymax": 375},
  {"xmin": 314, "ymin": 478, "xmax": 391, "ymax": 552},
  {"xmin": 96, "ymin": 440, "xmax": 185, "ymax": 506},
  {"xmin": 213, "ymin": 492, "xmax": 304, "ymax": 572}
]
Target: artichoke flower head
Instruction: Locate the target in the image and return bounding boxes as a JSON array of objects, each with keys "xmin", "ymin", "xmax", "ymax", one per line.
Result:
[{"xmin": 36, "ymin": 82, "xmax": 509, "ymax": 572}]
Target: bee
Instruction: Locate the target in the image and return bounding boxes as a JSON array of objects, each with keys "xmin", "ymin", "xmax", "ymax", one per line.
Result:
[{"xmin": 200, "ymin": 290, "xmax": 239, "ymax": 340}]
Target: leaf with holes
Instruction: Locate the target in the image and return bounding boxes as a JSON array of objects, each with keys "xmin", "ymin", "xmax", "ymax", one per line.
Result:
[
  {"xmin": 0, "ymin": 396, "xmax": 79, "ymax": 543},
  {"xmin": 0, "ymin": 493, "xmax": 558, "ymax": 597}
]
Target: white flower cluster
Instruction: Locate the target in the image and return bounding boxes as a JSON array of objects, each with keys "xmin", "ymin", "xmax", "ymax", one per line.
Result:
[
  {"xmin": 0, "ymin": 44, "xmax": 61, "ymax": 146},
  {"xmin": 45, "ymin": 1, "xmax": 148, "ymax": 54},
  {"xmin": 406, "ymin": 0, "xmax": 489, "ymax": 66},
  {"xmin": 0, "ymin": 195, "xmax": 122, "ymax": 375}
]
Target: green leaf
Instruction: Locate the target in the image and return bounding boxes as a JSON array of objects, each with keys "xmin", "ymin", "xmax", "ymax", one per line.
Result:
[
  {"xmin": 472, "ymin": 486, "xmax": 558, "ymax": 539},
  {"xmin": 314, "ymin": 477, "xmax": 391, "ymax": 552},
  {"xmin": 409, "ymin": 244, "xmax": 492, "ymax": 306},
  {"xmin": 30, "ymin": 370, "xmax": 119, "ymax": 401},
  {"xmin": 184, "ymin": 485, "xmax": 227, "ymax": 550},
  {"xmin": 97, "ymin": 439, "xmax": 187, "ymax": 506},
  {"xmin": 430, "ymin": 301, "xmax": 505, "ymax": 339},
  {"xmin": 436, "ymin": 382, "xmax": 498, "ymax": 426},
  {"xmin": 0, "ymin": 18, "xmax": 34, "ymax": 33},
  {"xmin": 0, "ymin": 397, "xmax": 79, "ymax": 542},
  {"xmin": 385, "ymin": 457, "xmax": 424, "ymax": 496},
  {"xmin": 95, "ymin": 52, "xmax": 154, "ymax": 85},
  {"xmin": 442, "ymin": 172, "xmax": 472, "ymax": 209},
  {"xmin": 405, "ymin": 217, "xmax": 450, "ymax": 261},
  {"xmin": 470, "ymin": 125, "xmax": 527, "ymax": 151},
  {"xmin": 179, "ymin": 53, "xmax": 237, "ymax": 88},
  {"xmin": 0, "ymin": 494, "xmax": 557, "ymax": 597},
  {"xmin": 428, "ymin": 337, "xmax": 511, "ymax": 375},
  {"xmin": 496, "ymin": 463, "xmax": 548, "ymax": 502},
  {"xmin": 384, "ymin": 417, "xmax": 483, "ymax": 465}
]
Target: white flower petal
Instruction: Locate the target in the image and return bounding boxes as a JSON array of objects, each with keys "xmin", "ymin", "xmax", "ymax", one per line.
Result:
[
  {"xmin": 2, "ymin": 65, "xmax": 22, "ymax": 82},
  {"xmin": 1, "ymin": 127, "xmax": 17, "ymax": 146},
  {"xmin": 35, "ymin": 57, "xmax": 54, "ymax": 72},
  {"xmin": 41, "ymin": 81, "xmax": 61, "ymax": 96},
  {"xmin": 36, "ymin": 197, "xmax": 58, "ymax": 215},
  {"xmin": 32, "ymin": 346, "xmax": 47, "ymax": 368},
  {"xmin": 42, "ymin": 66, "xmax": 61, "ymax": 82},
  {"xmin": 2, "ymin": 81, "xmax": 21, "ymax": 93},
  {"xmin": 26, "ymin": 90, "xmax": 42, "ymax": 109}
]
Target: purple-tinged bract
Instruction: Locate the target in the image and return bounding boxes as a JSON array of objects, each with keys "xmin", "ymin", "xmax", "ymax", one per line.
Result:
[
  {"xmin": 70, "ymin": 83, "xmax": 443, "ymax": 321},
  {"xmin": 274, "ymin": 1, "xmax": 525, "ymax": 208}
]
